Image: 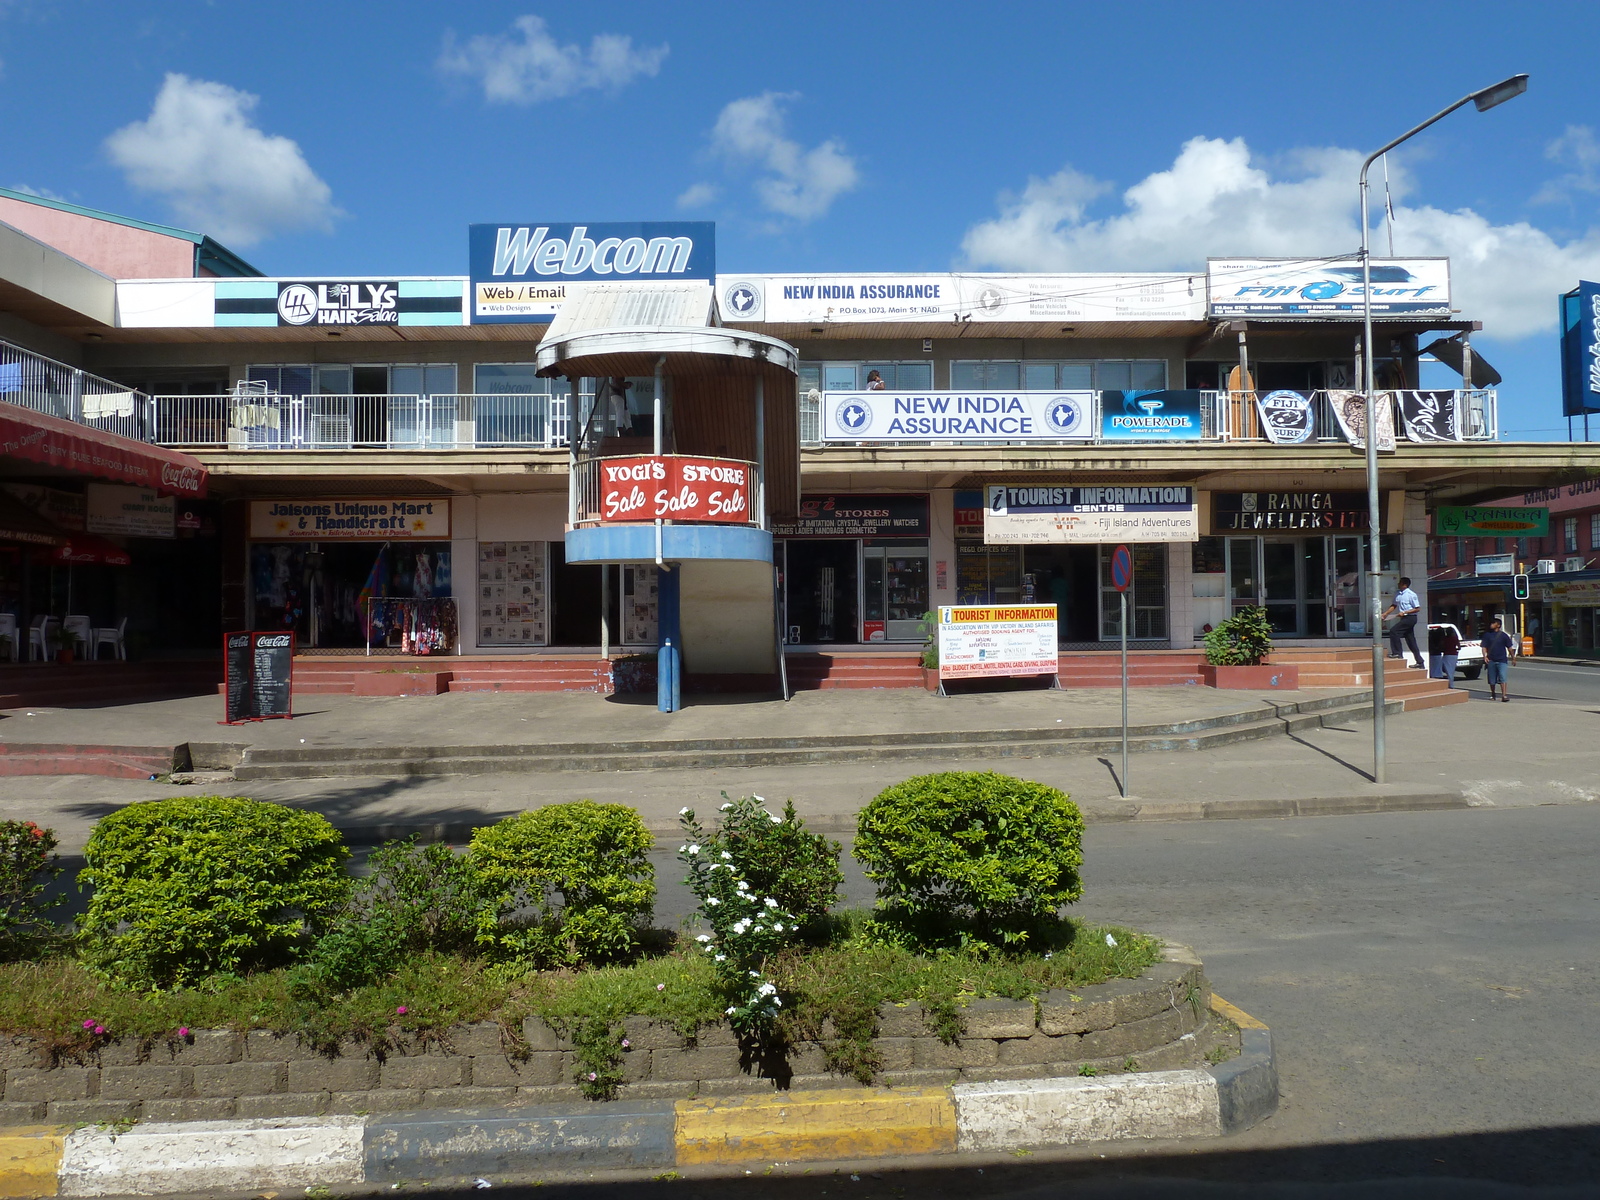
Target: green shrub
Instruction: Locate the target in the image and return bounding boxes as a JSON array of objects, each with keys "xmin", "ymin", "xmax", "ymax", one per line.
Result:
[
  {"xmin": 854, "ymin": 771, "xmax": 1084, "ymax": 954},
  {"xmin": 690, "ymin": 794, "xmax": 842, "ymax": 938},
  {"xmin": 299, "ymin": 839, "xmax": 487, "ymax": 995},
  {"xmin": 470, "ymin": 802, "xmax": 655, "ymax": 968},
  {"xmin": 0, "ymin": 821, "xmax": 62, "ymax": 959},
  {"xmin": 1203, "ymin": 605, "xmax": 1275, "ymax": 666},
  {"xmin": 78, "ymin": 797, "xmax": 349, "ymax": 990}
]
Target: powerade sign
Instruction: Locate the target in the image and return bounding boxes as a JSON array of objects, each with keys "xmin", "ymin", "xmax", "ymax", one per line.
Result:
[
  {"xmin": 1208, "ymin": 257, "xmax": 1451, "ymax": 318},
  {"xmin": 1560, "ymin": 280, "xmax": 1600, "ymax": 416},
  {"xmin": 822, "ymin": 391, "xmax": 1094, "ymax": 441},
  {"xmin": 468, "ymin": 222, "xmax": 714, "ymax": 324},
  {"xmin": 1099, "ymin": 391, "xmax": 1204, "ymax": 441}
]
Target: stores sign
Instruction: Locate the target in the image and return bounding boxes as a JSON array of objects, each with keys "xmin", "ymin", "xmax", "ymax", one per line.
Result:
[
  {"xmin": 774, "ymin": 494, "xmax": 929, "ymax": 538},
  {"xmin": 823, "ymin": 391, "xmax": 1093, "ymax": 441},
  {"xmin": 469, "ymin": 222, "xmax": 714, "ymax": 324},
  {"xmin": 984, "ymin": 485, "xmax": 1197, "ymax": 544},
  {"xmin": 937, "ymin": 605, "xmax": 1059, "ymax": 680},
  {"xmin": 250, "ymin": 499, "xmax": 450, "ymax": 540},
  {"xmin": 598, "ymin": 456, "xmax": 752, "ymax": 524},
  {"xmin": 1208, "ymin": 257, "xmax": 1451, "ymax": 319}
]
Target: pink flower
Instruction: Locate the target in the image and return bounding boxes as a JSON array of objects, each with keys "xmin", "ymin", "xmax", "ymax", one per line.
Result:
[
  {"xmin": 177, "ymin": 1027, "xmax": 190, "ymax": 1038},
  {"xmin": 587, "ymin": 1072, "xmax": 597, "ymax": 1081},
  {"xmin": 93, "ymin": 1026, "xmax": 105, "ymax": 1036},
  {"xmin": 396, "ymin": 1006, "xmax": 408, "ymax": 1015},
  {"xmin": 82, "ymin": 1019, "xmax": 95, "ymax": 1030},
  {"xmin": 620, "ymin": 1039, "xmax": 631, "ymax": 1049},
  {"xmin": 655, "ymin": 983, "xmax": 665, "ymax": 991}
]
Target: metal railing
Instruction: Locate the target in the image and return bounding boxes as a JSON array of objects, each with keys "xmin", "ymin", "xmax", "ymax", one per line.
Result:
[
  {"xmin": 1, "ymin": 339, "xmax": 153, "ymax": 442},
  {"xmin": 151, "ymin": 392, "xmax": 579, "ymax": 450}
]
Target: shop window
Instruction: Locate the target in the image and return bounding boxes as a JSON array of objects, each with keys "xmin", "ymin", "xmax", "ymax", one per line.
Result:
[
  {"xmin": 620, "ymin": 565, "xmax": 660, "ymax": 644},
  {"xmin": 800, "ymin": 362, "xmax": 934, "ymax": 391},
  {"xmin": 247, "ymin": 365, "xmax": 351, "ymax": 396},
  {"xmin": 956, "ymin": 542, "xmax": 1021, "ymax": 604},
  {"xmin": 473, "ymin": 365, "xmax": 570, "ymax": 446},
  {"xmin": 952, "ymin": 360, "xmax": 1165, "ymax": 391},
  {"xmin": 1565, "ymin": 517, "xmax": 1579, "ymax": 554},
  {"xmin": 477, "ymin": 541, "xmax": 548, "ymax": 646},
  {"xmin": 1099, "ymin": 544, "xmax": 1168, "ymax": 640},
  {"xmin": 1192, "ymin": 537, "xmax": 1225, "ymax": 575},
  {"xmin": 951, "ymin": 361, "xmax": 1023, "ymax": 390}
]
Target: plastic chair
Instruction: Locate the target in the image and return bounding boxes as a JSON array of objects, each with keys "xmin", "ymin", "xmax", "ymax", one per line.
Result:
[
  {"xmin": 93, "ymin": 617, "xmax": 128, "ymax": 662},
  {"xmin": 27, "ymin": 615, "xmax": 55, "ymax": 662},
  {"xmin": 63, "ymin": 615, "xmax": 92, "ymax": 655},
  {"xmin": 0, "ymin": 614, "xmax": 16, "ymax": 663}
]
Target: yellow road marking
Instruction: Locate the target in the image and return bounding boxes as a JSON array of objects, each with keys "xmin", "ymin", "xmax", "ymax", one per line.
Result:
[
  {"xmin": 1210, "ymin": 994, "xmax": 1268, "ymax": 1030},
  {"xmin": 0, "ymin": 1127, "xmax": 66, "ymax": 1198},
  {"xmin": 675, "ymin": 1087, "xmax": 956, "ymax": 1165}
]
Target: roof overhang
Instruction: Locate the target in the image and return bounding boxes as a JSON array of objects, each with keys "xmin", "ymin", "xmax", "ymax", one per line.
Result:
[
  {"xmin": 0, "ymin": 221, "xmax": 115, "ymax": 330},
  {"xmin": 535, "ymin": 326, "xmax": 798, "ymax": 380},
  {"xmin": 0, "ymin": 401, "xmax": 208, "ymax": 497}
]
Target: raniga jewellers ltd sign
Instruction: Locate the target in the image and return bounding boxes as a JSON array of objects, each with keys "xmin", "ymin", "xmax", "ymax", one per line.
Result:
[{"xmin": 599, "ymin": 456, "xmax": 752, "ymax": 523}]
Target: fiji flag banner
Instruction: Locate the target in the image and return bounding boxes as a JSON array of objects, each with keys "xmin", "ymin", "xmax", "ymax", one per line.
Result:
[
  {"xmin": 1253, "ymin": 390, "xmax": 1315, "ymax": 444},
  {"xmin": 1396, "ymin": 390, "xmax": 1462, "ymax": 442}
]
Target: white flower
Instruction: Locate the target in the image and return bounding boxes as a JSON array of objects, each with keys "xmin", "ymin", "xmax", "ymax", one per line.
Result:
[
  {"xmin": 773, "ymin": 923, "xmax": 784, "ymax": 932},
  {"xmin": 771, "ymin": 997, "xmax": 782, "ymax": 1008},
  {"xmin": 696, "ymin": 934, "xmax": 711, "ymax": 942},
  {"xmin": 707, "ymin": 896, "xmax": 721, "ymax": 906},
  {"xmin": 677, "ymin": 844, "xmax": 687, "ymax": 853},
  {"xmin": 687, "ymin": 844, "xmax": 700, "ymax": 855},
  {"xmin": 733, "ymin": 919, "xmax": 750, "ymax": 934},
  {"xmin": 721, "ymin": 851, "xmax": 733, "ymax": 860},
  {"xmin": 679, "ymin": 807, "xmax": 690, "ymax": 816},
  {"xmin": 757, "ymin": 982, "xmax": 777, "ymax": 996},
  {"xmin": 736, "ymin": 879, "xmax": 750, "ymax": 890},
  {"xmin": 720, "ymin": 803, "xmax": 734, "ymax": 811},
  {"xmin": 764, "ymin": 897, "xmax": 778, "ymax": 909},
  {"xmin": 726, "ymin": 1006, "xmax": 736, "ymax": 1015},
  {"xmin": 768, "ymin": 813, "xmax": 781, "ymax": 824},
  {"xmin": 748, "ymin": 970, "xmax": 761, "ymax": 978},
  {"xmin": 753, "ymin": 925, "xmax": 764, "ymax": 933},
  {"xmin": 715, "ymin": 954, "xmax": 726, "ymax": 962},
  {"xmin": 753, "ymin": 795, "xmax": 765, "ymax": 802},
  {"xmin": 1105, "ymin": 934, "xmax": 1118, "ymax": 947}
]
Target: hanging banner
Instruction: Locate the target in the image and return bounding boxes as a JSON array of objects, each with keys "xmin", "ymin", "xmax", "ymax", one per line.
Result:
[
  {"xmin": 823, "ymin": 391, "xmax": 1094, "ymax": 441},
  {"xmin": 984, "ymin": 485, "xmax": 1198, "ymax": 544},
  {"xmin": 1254, "ymin": 390, "xmax": 1315, "ymax": 444},
  {"xmin": 250, "ymin": 499, "xmax": 451, "ymax": 540},
  {"xmin": 1208, "ymin": 257, "xmax": 1451, "ymax": 318},
  {"xmin": 937, "ymin": 605, "xmax": 1059, "ymax": 680},
  {"xmin": 1434, "ymin": 506, "xmax": 1549, "ymax": 537},
  {"xmin": 1326, "ymin": 390, "xmax": 1396, "ymax": 451},
  {"xmin": 1099, "ymin": 390, "xmax": 1204, "ymax": 441},
  {"xmin": 597, "ymin": 455, "xmax": 753, "ymax": 524},
  {"xmin": 1396, "ymin": 390, "xmax": 1462, "ymax": 442}
]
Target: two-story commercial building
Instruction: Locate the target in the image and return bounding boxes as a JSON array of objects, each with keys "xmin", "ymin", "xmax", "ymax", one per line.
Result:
[{"xmin": 4, "ymin": 189, "xmax": 1599, "ymax": 691}]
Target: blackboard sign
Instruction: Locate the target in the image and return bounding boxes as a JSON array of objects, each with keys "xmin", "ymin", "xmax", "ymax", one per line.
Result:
[{"xmin": 221, "ymin": 630, "xmax": 294, "ymax": 723}]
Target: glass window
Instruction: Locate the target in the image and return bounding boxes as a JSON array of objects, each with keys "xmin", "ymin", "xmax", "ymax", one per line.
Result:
[
  {"xmin": 1099, "ymin": 544, "xmax": 1168, "ymax": 640},
  {"xmin": 1130, "ymin": 361, "xmax": 1167, "ymax": 389},
  {"xmin": 1096, "ymin": 361, "xmax": 1132, "ymax": 390},
  {"xmin": 1060, "ymin": 362, "xmax": 1093, "ymax": 388},
  {"xmin": 390, "ymin": 365, "xmax": 456, "ymax": 397},
  {"xmin": 1023, "ymin": 363, "xmax": 1058, "ymax": 390},
  {"xmin": 863, "ymin": 362, "xmax": 932, "ymax": 389},
  {"xmin": 246, "ymin": 365, "xmax": 347, "ymax": 396},
  {"xmin": 475, "ymin": 364, "xmax": 543, "ymax": 393},
  {"xmin": 1565, "ymin": 517, "xmax": 1579, "ymax": 553},
  {"xmin": 951, "ymin": 361, "xmax": 1022, "ymax": 389},
  {"xmin": 823, "ymin": 366, "xmax": 856, "ymax": 391},
  {"xmin": 1590, "ymin": 513, "xmax": 1600, "ymax": 550}
]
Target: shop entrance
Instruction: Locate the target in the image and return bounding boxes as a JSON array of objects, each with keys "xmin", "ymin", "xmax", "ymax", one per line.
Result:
[
  {"xmin": 250, "ymin": 542, "xmax": 451, "ymax": 649},
  {"xmin": 1226, "ymin": 534, "xmax": 1396, "ymax": 637},
  {"xmin": 549, "ymin": 541, "xmax": 602, "ymax": 647},
  {"xmin": 1020, "ymin": 546, "xmax": 1100, "ymax": 641},
  {"xmin": 782, "ymin": 539, "xmax": 858, "ymax": 644}
]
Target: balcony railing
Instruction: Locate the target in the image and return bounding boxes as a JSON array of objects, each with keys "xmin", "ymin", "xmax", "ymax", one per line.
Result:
[
  {"xmin": 150, "ymin": 393, "xmax": 576, "ymax": 450},
  {"xmin": 1, "ymin": 339, "xmax": 154, "ymax": 442}
]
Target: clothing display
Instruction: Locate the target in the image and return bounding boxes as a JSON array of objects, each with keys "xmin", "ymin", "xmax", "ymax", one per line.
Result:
[{"xmin": 367, "ymin": 597, "xmax": 458, "ymax": 655}]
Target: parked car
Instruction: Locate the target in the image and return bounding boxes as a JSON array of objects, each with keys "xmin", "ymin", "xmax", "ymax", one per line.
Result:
[{"xmin": 1400, "ymin": 622, "xmax": 1485, "ymax": 680}]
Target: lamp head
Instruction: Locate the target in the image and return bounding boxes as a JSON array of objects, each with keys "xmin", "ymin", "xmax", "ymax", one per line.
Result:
[{"xmin": 1472, "ymin": 73, "xmax": 1528, "ymax": 112}]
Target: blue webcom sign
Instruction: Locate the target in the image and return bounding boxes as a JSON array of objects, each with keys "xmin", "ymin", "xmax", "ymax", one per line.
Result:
[{"xmin": 468, "ymin": 222, "xmax": 715, "ymax": 324}]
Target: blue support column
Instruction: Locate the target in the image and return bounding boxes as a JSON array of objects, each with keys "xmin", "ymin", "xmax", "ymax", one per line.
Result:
[{"xmin": 657, "ymin": 565, "xmax": 682, "ymax": 713}]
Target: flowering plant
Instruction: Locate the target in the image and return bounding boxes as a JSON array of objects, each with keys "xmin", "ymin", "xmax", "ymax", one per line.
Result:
[
  {"xmin": 678, "ymin": 796, "xmax": 815, "ymax": 1033},
  {"xmin": 0, "ymin": 820, "xmax": 61, "ymax": 955}
]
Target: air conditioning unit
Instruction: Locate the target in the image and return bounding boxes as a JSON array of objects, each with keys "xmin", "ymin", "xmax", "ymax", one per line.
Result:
[
  {"xmin": 1537, "ymin": 558, "xmax": 1557, "ymax": 574},
  {"xmin": 1564, "ymin": 557, "xmax": 1587, "ymax": 572}
]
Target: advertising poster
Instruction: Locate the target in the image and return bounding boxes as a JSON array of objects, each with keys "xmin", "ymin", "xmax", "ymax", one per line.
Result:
[
  {"xmin": 937, "ymin": 605, "xmax": 1059, "ymax": 680},
  {"xmin": 1099, "ymin": 390, "xmax": 1204, "ymax": 441},
  {"xmin": 1396, "ymin": 390, "xmax": 1462, "ymax": 442},
  {"xmin": 984, "ymin": 485, "xmax": 1198, "ymax": 544},
  {"xmin": 1208, "ymin": 258, "xmax": 1451, "ymax": 318},
  {"xmin": 597, "ymin": 456, "xmax": 752, "ymax": 524},
  {"xmin": 1327, "ymin": 390, "xmax": 1397, "ymax": 451},
  {"xmin": 250, "ymin": 499, "xmax": 450, "ymax": 540},
  {"xmin": 823, "ymin": 391, "xmax": 1094, "ymax": 441},
  {"xmin": 477, "ymin": 542, "xmax": 548, "ymax": 647}
]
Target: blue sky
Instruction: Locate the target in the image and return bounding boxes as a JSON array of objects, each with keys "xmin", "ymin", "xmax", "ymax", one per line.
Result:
[{"xmin": 2, "ymin": 0, "xmax": 1598, "ymax": 438}]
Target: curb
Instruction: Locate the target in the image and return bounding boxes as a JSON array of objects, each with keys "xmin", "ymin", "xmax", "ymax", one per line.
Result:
[{"xmin": 0, "ymin": 998, "xmax": 1276, "ymax": 1196}]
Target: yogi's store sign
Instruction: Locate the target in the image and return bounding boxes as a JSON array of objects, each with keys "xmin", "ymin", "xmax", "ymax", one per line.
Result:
[{"xmin": 599, "ymin": 456, "xmax": 752, "ymax": 524}]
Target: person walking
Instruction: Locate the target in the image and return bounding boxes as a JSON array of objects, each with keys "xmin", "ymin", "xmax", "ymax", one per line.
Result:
[
  {"xmin": 1437, "ymin": 623, "xmax": 1461, "ymax": 689},
  {"xmin": 1481, "ymin": 617, "xmax": 1516, "ymax": 702},
  {"xmin": 1382, "ymin": 576, "xmax": 1423, "ymax": 667}
]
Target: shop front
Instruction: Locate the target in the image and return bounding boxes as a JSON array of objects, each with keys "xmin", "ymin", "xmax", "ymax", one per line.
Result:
[
  {"xmin": 247, "ymin": 498, "xmax": 455, "ymax": 651},
  {"xmin": 777, "ymin": 494, "xmax": 929, "ymax": 644}
]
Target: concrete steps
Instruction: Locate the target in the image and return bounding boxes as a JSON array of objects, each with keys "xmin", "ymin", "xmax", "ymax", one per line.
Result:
[{"xmin": 230, "ymin": 691, "xmax": 1399, "ymax": 782}]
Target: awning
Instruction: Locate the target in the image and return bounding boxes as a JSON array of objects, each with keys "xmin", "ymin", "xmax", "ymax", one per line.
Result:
[
  {"xmin": 0, "ymin": 490, "xmax": 67, "ymax": 546},
  {"xmin": 42, "ymin": 534, "xmax": 131, "ymax": 566},
  {"xmin": 0, "ymin": 400, "xmax": 208, "ymax": 497}
]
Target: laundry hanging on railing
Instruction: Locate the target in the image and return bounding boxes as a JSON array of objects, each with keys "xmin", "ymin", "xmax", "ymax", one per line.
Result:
[{"xmin": 365, "ymin": 597, "xmax": 458, "ymax": 655}]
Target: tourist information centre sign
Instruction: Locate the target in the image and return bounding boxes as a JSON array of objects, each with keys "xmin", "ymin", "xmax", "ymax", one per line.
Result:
[{"xmin": 937, "ymin": 605, "xmax": 1059, "ymax": 682}]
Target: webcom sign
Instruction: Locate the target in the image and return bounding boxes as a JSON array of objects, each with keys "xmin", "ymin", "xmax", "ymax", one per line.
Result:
[{"xmin": 468, "ymin": 222, "xmax": 715, "ymax": 323}]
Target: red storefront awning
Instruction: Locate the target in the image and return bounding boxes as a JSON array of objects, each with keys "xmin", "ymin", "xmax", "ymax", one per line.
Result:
[
  {"xmin": 44, "ymin": 534, "xmax": 132, "ymax": 566},
  {"xmin": 0, "ymin": 490, "xmax": 67, "ymax": 546},
  {"xmin": 0, "ymin": 401, "xmax": 207, "ymax": 498}
]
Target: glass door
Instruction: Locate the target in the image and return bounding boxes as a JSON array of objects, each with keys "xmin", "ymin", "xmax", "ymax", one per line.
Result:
[
  {"xmin": 1227, "ymin": 538, "xmax": 1261, "ymax": 613},
  {"xmin": 1330, "ymin": 536, "xmax": 1365, "ymax": 635},
  {"xmin": 1262, "ymin": 540, "xmax": 1302, "ymax": 635},
  {"xmin": 861, "ymin": 543, "xmax": 929, "ymax": 642}
]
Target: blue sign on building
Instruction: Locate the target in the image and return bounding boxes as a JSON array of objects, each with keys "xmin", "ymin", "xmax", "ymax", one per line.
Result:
[
  {"xmin": 468, "ymin": 222, "xmax": 715, "ymax": 324},
  {"xmin": 1099, "ymin": 390, "xmax": 1204, "ymax": 441},
  {"xmin": 1560, "ymin": 280, "xmax": 1600, "ymax": 416}
]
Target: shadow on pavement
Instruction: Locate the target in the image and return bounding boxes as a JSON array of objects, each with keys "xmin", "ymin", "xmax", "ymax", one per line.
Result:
[
  {"xmin": 1284, "ymin": 732, "xmax": 1374, "ymax": 783},
  {"xmin": 411, "ymin": 1122, "xmax": 1600, "ymax": 1198}
]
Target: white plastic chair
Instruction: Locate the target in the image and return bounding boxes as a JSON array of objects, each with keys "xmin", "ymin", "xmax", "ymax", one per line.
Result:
[
  {"xmin": 93, "ymin": 617, "xmax": 128, "ymax": 662},
  {"xmin": 63, "ymin": 615, "xmax": 92, "ymax": 655},
  {"xmin": 28, "ymin": 615, "xmax": 55, "ymax": 662},
  {"xmin": 0, "ymin": 614, "xmax": 16, "ymax": 662}
]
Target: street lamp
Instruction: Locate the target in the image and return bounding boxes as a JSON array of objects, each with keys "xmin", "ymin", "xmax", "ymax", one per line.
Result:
[{"xmin": 1359, "ymin": 73, "xmax": 1527, "ymax": 783}]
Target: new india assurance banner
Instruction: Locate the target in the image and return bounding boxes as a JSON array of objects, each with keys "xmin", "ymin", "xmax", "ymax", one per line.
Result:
[
  {"xmin": 984, "ymin": 485, "xmax": 1198, "ymax": 544},
  {"xmin": 938, "ymin": 605, "xmax": 1060, "ymax": 680}
]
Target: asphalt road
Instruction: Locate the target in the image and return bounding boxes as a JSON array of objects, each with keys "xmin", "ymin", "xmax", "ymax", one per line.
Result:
[
  {"xmin": 449, "ymin": 802, "xmax": 1600, "ymax": 1199},
  {"xmin": 1454, "ymin": 656, "xmax": 1600, "ymax": 705}
]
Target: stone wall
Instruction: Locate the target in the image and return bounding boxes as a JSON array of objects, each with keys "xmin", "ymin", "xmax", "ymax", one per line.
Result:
[{"xmin": 0, "ymin": 953, "xmax": 1235, "ymax": 1124}]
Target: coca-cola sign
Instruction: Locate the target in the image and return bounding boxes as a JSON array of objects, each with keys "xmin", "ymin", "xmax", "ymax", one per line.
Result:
[
  {"xmin": 160, "ymin": 462, "xmax": 205, "ymax": 496},
  {"xmin": 598, "ymin": 456, "xmax": 752, "ymax": 525}
]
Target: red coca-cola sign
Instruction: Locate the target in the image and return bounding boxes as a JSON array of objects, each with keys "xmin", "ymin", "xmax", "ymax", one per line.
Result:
[{"xmin": 599, "ymin": 455, "xmax": 753, "ymax": 524}]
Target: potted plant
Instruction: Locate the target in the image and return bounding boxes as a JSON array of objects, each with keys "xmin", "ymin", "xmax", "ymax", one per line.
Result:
[
  {"xmin": 46, "ymin": 625, "xmax": 74, "ymax": 665},
  {"xmin": 1201, "ymin": 605, "xmax": 1298, "ymax": 689}
]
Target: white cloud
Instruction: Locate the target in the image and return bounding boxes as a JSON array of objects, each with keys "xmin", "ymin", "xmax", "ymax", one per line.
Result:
[
  {"xmin": 105, "ymin": 74, "xmax": 338, "ymax": 247},
  {"xmin": 7, "ymin": 183, "xmax": 67, "ymax": 201},
  {"xmin": 676, "ymin": 181, "xmax": 718, "ymax": 210},
  {"xmin": 960, "ymin": 135, "xmax": 1600, "ymax": 341},
  {"xmin": 438, "ymin": 15, "xmax": 667, "ymax": 104},
  {"xmin": 710, "ymin": 92, "xmax": 859, "ymax": 221},
  {"xmin": 1534, "ymin": 124, "xmax": 1600, "ymax": 203}
]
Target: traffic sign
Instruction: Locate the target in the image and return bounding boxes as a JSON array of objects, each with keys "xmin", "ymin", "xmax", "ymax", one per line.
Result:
[{"xmin": 1110, "ymin": 544, "xmax": 1133, "ymax": 592}]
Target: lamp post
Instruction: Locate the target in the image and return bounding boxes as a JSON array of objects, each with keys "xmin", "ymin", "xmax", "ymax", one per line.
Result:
[{"xmin": 1359, "ymin": 73, "xmax": 1527, "ymax": 783}]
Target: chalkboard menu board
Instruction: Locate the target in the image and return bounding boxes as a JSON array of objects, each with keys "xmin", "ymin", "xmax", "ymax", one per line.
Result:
[{"xmin": 222, "ymin": 631, "xmax": 295, "ymax": 723}]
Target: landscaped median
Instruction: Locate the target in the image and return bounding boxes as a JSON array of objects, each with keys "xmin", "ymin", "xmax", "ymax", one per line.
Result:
[{"xmin": 0, "ymin": 994, "xmax": 1274, "ymax": 1194}]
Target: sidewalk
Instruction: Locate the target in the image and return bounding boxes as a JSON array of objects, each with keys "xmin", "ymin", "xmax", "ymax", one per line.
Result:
[{"xmin": 3, "ymin": 685, "xmax": 1593, "ymax": 853}]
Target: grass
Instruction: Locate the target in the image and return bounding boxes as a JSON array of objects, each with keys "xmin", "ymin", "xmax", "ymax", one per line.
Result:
[{"xmin": 0, "ymin": 915, "xmax": 1161, "ymax": 1095}]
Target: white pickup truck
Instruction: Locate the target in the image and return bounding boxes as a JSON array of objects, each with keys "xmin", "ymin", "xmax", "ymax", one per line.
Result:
[{"xmin": 1399, "ymin": 622, "xmax": 1486, "ymax": 680}]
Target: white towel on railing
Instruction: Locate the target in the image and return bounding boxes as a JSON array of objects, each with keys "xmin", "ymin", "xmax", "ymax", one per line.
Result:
[
  {"xmin": 82, "ymin": 391, "xmax": 136, "ymax": 419},
  {"xmin": 228, "ymin": 403, "xmax": 281, "ymax": 430}
]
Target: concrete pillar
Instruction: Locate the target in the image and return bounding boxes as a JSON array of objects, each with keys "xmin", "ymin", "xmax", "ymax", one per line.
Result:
[{"xmin": 1166, "ymin": 540, "xmax": 1194, "ymax": 646}]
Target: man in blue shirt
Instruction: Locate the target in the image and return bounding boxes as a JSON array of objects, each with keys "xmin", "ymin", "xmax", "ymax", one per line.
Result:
[
  {"xmin": 1481, "ymin": 617, "xmax": 1517, "ymax": 702},
  {"xmin": 1382, "ymin": 577, "xmax": 1423, "ymax": 667}
]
